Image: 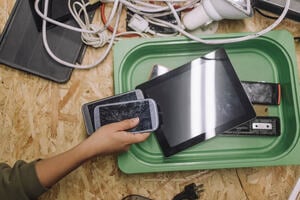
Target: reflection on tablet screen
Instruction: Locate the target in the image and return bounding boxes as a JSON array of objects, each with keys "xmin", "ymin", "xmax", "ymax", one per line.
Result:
[{"xmin": 137, "ymin": 48, "xmax": 256, "ymax": 157}]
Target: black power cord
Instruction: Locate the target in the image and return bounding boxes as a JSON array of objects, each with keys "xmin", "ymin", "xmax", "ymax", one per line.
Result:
[
  {"xmin": 121, "ymin": 183, "xmax": 204, "ymax": 200},
  {"xmin": 254, "ymin": 7, "xmax": 278, "ymax": 20},
  {"xmin": 122, "ymin": 194, "xmax": 152, "ymax": 200},
  {"xmin": 172, "ymin": 183, "xmax": 204, "ymax": 200},
  {"xmin": 254, "ymin": 8, "xmax": 300, "ymax": 41}
]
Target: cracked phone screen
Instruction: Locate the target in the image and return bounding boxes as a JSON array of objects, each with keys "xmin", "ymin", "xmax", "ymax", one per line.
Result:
[
  {"xmin": 97, "ymin": 101, "xmax": 153, "ymax": 132},
  {"xmin": 88, "ymin": 92, "xmax": 139, "ymax": 130}
]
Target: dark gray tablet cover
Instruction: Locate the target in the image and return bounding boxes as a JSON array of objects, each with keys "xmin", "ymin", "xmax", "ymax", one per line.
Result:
[{"xmin": 0, "ymin": 0, "xmax": 94, "ymax": 83}]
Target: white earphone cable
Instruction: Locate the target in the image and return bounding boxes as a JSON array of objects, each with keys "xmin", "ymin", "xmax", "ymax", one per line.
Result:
[
  {"xmin": 148, "ymin": 0, "xmax": 290, "ymax": 44},
  {"xmin": 36, "ymin": 0, "xmax": 290, "ymax": 69},
  {"xmin": 41, "ymin": 0, "xmax": 122, "ymax": 69}
]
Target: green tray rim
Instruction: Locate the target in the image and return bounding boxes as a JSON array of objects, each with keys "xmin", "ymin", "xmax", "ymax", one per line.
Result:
[{"xmin": 113, "ymin": 30, "xmax": 300, "ymax": 174}]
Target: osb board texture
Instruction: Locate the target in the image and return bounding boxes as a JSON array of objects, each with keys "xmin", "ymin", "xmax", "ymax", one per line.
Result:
[{"xmin": 0, "ymin": 1, "xmax": 300, "ymax": 200}]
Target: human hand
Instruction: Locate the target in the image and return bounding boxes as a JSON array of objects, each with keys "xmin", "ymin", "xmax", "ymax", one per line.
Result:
[
  {"xmin": 81, "ymin": 118, "xmax": 150, "ymax": 158},
  {"xmin": 35, "ymin": 118, "xmax": 149, "ymax": 188}
]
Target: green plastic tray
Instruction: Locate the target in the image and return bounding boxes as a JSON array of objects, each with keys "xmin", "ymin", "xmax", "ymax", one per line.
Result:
[{"xmin": 113, "ymin": 30, "xmax": 300, "ymax": 174}]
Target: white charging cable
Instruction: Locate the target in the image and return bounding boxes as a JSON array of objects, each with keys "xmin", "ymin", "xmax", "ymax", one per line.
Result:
[
  {"xmin": 125, "ymin": 0, "xmax": 199, "ymax": 18},
  {"xmin": 36, "ymin": 0, "xmax": 197, "ymax": 69},
  {"xmin": 36, "ymin": 0, "xmax": 290, "ymax": 69},
  {"xmin": 41, "ymin": 0, "xmax": 122, "ymax": 69},
  {"xmin": 68, "ymin": 0, "xmax": 107, "ymax": 48},
  {"xmin": 166, "ymin": 1, "xmax": 184, "ymax": 30},
  {"xmin": 35, "ymin": 0, "xmax": 118, "ymax": 34},
  {"xmin": 34, "ymin": 0, "xmax": 195, "ymax": 32},
  {"xmin": 148, "ymin": 0, "xmax": 291, "ymax": 44},
  {"xmin": 69, "ymin": 0, "xmax": 120, "ymax": 48},
  {"xmin": 289, "ymin": 178, "xmax": 300, "ymax": 200}
]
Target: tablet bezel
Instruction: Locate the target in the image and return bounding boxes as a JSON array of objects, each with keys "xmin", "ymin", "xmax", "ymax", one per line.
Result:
[{"xmin": 136, "ymin": 48, "xmax": 256, "ymax": 157}]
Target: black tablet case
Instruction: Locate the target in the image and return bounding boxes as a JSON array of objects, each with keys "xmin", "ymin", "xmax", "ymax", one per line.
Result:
[{"xmin": 0, "ymin": 0, "xmax": 94, "ymax": 83}]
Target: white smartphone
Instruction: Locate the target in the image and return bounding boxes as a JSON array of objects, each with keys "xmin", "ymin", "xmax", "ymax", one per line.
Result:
[
  {"xmin": 93, "ymin": 99, "xmax": 159, "ymax": 134},
  {"xmin": 81, "ymin": 89, "xmax": 144, "ymax": 135}
]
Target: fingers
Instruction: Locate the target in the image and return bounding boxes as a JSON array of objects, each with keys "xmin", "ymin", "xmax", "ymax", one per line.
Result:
[
  {"xmin": 123, "ymin": 132, "xmax": 151, "ymax": 144},
  {"xmin": 104, "ymin": 118, "xmax": 140, "ymax": 131},
  {"xmin": 98, "ymin": 118, "xmax": 151, "ymax": 145},
  {"xmin": 133, "ymin": 132, "xmax": 151, "ymax": 143}
]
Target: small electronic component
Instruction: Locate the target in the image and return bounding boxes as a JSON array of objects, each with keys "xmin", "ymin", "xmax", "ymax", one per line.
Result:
[
  {"xmin": 126, "ymin": 10, "xmax": 180, "ymax": 34},
  {"xmin": 241, "ymin": 81, "xmax": 281, "ymax": 105},
  {"xmin": 121, "ymin": 183, "xmax": 204, "ymax": 200},
  {"xmin": 172, "ymin": 183, "xmax": 204, "ymax": 200},
  {"xmin": 222, "ymin": 116, "xmax": 280, "ymax": 136}
]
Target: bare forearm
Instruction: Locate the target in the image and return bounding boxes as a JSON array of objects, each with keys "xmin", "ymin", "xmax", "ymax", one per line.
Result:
[
  {"xmin": 34, "ymin": 118, "xmax": 149, "ymax": 188},
  {"xmin": 35, "ymin": 141, "xmax": 94, "ymax": 188}
]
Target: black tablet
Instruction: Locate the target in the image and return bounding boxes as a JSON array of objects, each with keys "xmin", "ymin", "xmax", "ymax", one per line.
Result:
[
  {"xmin": 136, "ymin": 48, "xmax": 256, "ymax": 157},
  {"xmin": 0, "ymin": 0, "xmax": 95, "ymax": 83}
]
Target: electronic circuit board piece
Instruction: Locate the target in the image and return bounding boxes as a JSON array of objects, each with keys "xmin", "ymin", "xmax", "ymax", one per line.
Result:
[
  {"xmin": 126, "ymin": 9, "xmax": 180, "ymax": 34},
  {"xmin": 222, "ymin": 116, "xmax": 280, "ymax": 136},
  {"xmin": 242, "ymin": 81, "xmax": 281, "ymax": 105}
]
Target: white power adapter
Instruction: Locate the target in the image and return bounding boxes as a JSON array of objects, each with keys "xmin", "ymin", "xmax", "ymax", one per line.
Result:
[
  {"xmin": 128, "ymin": 14, "xmax": 150, "ymax": 33},
  {"xmin": 183, "ymin": 0, "xmax": 253, "ymax": 31}
]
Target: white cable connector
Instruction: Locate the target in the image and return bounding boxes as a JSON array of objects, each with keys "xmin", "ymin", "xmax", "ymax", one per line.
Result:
[
  {"xmin": 34, "ymin": 0, "xmax": 291, "ymax": 69},
  {"xmin": 128, "ymin": 14, "xmax": 150, "ymax": 33},
  {"xmin": 148, "ymin": 0, "xmax": 290, "ymax": 44},
  {"xmin": 41, "ymin": 0, "xmax": 123, "ymax": 69}
]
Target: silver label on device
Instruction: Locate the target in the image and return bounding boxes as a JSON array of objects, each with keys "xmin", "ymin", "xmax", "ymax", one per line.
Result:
[{"xmin": 252, "ymin": 122, "xmax": 273, "ymax": 130}]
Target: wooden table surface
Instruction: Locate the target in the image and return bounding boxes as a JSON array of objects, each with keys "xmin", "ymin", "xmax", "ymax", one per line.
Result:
[{"xmin": 1, "ymin": 1, "xmax": 300, "ymax": 199}]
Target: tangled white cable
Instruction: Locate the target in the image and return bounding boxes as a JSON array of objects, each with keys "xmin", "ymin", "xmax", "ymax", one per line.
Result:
[
  {"xmin": 41, "ymin": 0, "xmax": 122, "ymax": 69},
  {"xmin": 69, "ymin": 0, "xmax": 110, "ymax": 48},
  {"xmin": 35, "ymin": 0, "xmax": 291, "ymax": 69},
  {"xmin": 148, "ymin": 0, "xmax": 291, "ymax": 44},
  {"xmin": 35, "ymin": 0, "xmax": 198, "ymax": 69}
]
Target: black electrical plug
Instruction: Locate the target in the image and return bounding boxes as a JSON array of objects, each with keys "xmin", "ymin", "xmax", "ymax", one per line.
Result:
[{"xmin": 172, "ymin": 183, "xmax": 204, "ymax": 200}]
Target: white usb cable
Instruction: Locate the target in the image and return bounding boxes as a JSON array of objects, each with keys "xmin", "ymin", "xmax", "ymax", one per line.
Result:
[
  {"xmin": 289, "ymin": 178, "xmax": 300, "ymax": 200},
  {"xmin": 41, "ymin": 0, "xmax": 122, "ymax": 69},
  {"xmin": 35, "ymin": 0, "xmax": 291, "ymax": 69},
  {"xmin": 148, "ymin": 0, "xmax": 291, "ymax": 44}
]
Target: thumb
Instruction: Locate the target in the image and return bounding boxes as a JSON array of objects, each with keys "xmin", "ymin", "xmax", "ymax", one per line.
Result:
[{"xmin": 107, "ymin": 118, "xmax": 140, "ymax": 131}]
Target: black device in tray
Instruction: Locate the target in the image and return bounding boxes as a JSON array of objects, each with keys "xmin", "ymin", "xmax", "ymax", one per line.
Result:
[{"xmin": 137, "ymin": 48, "xmax": 256, "ymax": 157}]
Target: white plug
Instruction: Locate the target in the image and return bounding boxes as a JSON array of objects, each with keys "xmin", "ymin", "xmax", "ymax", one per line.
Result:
[
  {"xmin": 128, "ymin": 14, "xmax": 150, "ymax": 33},
  {"xmin": 183, "ymin": 0, "xmax": 253, "ymax": 31}
]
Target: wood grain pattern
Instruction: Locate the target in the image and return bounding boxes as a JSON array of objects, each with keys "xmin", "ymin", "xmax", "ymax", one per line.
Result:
[{"xmin": 0, "ymin": 1, "xmax": 300, "ymax": 200}]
